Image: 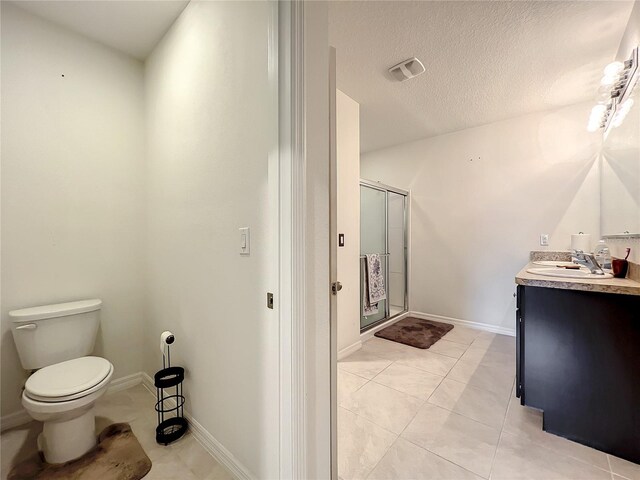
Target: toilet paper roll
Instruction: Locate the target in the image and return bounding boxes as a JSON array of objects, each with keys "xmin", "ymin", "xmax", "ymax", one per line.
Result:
[
  {"xmin": 571, "ymin": 233, "xmax": 592, "ymax": 253},
  {"xmin": 160, "ymin": 331, "xmax": 175, "ymax": 355}
]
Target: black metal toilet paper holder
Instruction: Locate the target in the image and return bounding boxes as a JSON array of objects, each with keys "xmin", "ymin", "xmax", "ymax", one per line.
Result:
[{"xmin": 154, "ymin": 345, "xmax": 188, "ymax": 445}]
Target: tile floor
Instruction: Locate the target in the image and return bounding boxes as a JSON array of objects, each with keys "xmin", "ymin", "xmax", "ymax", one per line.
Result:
[
  {"xmin": 0, "ymin": 384, "xmax": 233, "ymax": 480},
  {"xmin": 338, "ymin": 326, "xmax": 640, "ymax": 480}
]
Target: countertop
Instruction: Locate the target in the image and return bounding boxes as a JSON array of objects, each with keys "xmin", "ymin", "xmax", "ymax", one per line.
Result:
[{"xmin": 516, "ymin": 262, "xmax": 640, "ymax": 296}]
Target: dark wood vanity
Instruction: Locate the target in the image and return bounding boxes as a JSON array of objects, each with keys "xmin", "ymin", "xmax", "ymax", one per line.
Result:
[{"xmin": 515, "ymin": 267, "xmax": 640, "ymax": 464}]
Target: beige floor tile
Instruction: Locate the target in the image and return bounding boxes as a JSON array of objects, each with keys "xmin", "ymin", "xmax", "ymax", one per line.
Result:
[
  {"xmin": 446, "ymin": 359, "xmax": 514, "ymax": 397},
  {"xmin": 428, "ymin": 378, "xmax": 509, "ymax": 428},
  {"xmin": 503, "ymin": 395, "xmax": 610, "ymax": 471},
  {"xmin": 174, "ymin": 435, "xmax": 232, "ymax": 479},
  {"xmin": 372, "ymin": 363, "xmax": 443, "ymax": 400},
  {"xmin": 338, "ymin": 407, "xmax": 397, "ymax": 480},
  {"xmin": 441, "ymin": 326, "xmax": 482, "ymax": 345},
  {"xmin": 145, "ymin": 451, "xmax": 199, "ymax": 480},
  {"xmin": 1, "ymin": 386, "xmax": 224, "ymax": 480},
  {"xmin": 427, "ymin": 339, "xmax": 469, "ymax": 359},
  {"xmin": 203, "ymin": 464, "xmax": 235, "ymax": 480},
  {"xmin": 394, "ymin": 349, "xmax": 458, "ymax": 377},
  {"xmin": 340, "ymin": 333, "xmax": 622, "ymax": 480},
  {"xmin": 338, "ymin": 369, "xmax": 369, "ymax": 405},
  {"xmin": 94, "ymin": 388, "xmax": 148, "ymax": 424},
  {"xmin": 339, "ymin": 350, "xmax": 393, "ymax": 379},
  {"xmin": 0, "ymin": 422, "xmax": 41, "ymax": 478},
  {"xmin": 128, "ymin": 417, "xmax": 173, "ymax": 462},
  {"xmin": 491, "ymin": 432, "xmax": 611, "ymax": 480},
  {"xmin": 127, "ymin": 384, "xmax": 158, "ymax": 409},
  {"xmin": 367, "ymin": 437, "xmax": 482, "ymax": 480},
  {"xmin": 341, "ymin": 381, "xmax": 424, "ymax": 434},
  {"xmin": 609, "ymin": 455, "xmax": 640, "ymax": 480},
  {"xmin": 470, "ymin": 332, "xmax": 516, "ymax": 355},
  {"xmin": 360, "ymin": 337, "xmax": 414, "ymax": 361},
  {"xmin": 401, "ymin": 403, "xmax": 500, "ymax": 478},
  {"xmin": 458, "ymin": 345, "xmax": 514, "ymax": 370}
]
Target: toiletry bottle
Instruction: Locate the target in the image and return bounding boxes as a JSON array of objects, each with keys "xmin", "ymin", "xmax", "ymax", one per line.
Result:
[{"xmin": 594, "ymin": 239, "xmax": 612, "ymax": 270}]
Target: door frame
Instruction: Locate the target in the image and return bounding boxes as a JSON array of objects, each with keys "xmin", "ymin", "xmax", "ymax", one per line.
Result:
[
  {"xmin": 279, "ymin": 1, "xmax": 332, "ymax": 479},
  {"xmin": 278, "ymin": 1, "xmax": 306, "ymax": 478},
  {"xmin": 329, "ymin": 45, "xmax": 338, "ymax": 480}
]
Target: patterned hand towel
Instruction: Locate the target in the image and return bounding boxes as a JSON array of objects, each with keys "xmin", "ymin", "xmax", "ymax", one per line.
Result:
[
  {"xmin": 366, "ymin": 254, "xmax": 386, "ymax": 303},
  {"xmin": 362, "ymin": 269, "xmax": 378, "ymax": 316}
]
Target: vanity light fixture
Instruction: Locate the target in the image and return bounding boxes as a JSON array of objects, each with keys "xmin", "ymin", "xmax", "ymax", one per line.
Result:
[{"xmin": 587, "ymin": 46, "xmax": 639, "ymax": 133}]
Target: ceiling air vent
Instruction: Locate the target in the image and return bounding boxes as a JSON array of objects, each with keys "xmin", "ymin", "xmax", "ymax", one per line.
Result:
[{"xmin": 388, "ymin": 57, "xmax": 425, "ymax": 82}]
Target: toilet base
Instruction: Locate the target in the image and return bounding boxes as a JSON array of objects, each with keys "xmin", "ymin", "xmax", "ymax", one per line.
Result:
[{"xmin": 39, "ymin": 408, "xmax": 97, "ymax": 464}]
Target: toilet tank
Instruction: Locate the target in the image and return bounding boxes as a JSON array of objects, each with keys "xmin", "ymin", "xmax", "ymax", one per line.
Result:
[{"xmin": 10, "ymin": 299, "xmax": 102, "ymax": 370}]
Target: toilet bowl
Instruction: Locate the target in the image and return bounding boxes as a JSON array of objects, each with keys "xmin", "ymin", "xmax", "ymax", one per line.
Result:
[
  {"xmin": 10, "ymin": 299, "xmax": 112, "ymax": 463},
  {"xmin": 21, "ymin": 356, "xmax": 114, "ymax": 463}
]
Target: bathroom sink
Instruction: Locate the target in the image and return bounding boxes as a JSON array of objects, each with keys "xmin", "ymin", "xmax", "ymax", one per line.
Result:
[
  {"xmin": 531, "ymin": 260, "xmax": 576, "ymax": 267},
  {"xmin": 527, "ymin": 267, "xmax": 613, "ymax": 280}
]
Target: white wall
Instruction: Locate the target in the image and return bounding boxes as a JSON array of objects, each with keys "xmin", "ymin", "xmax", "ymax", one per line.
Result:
[
  {"xmin": 144, "ymin": 2, "xmax": 278, "ymax": 477},
  {"xmin": 1, "ymin": 4, "xmax": 146, "ymax": 417},
  {"xmin": 336, "ymin": 90, "xmax": 361, "ymax": 354},
  {"xmin": 361, "ymin": 102, "xmax": 601, "ymax": 333}
]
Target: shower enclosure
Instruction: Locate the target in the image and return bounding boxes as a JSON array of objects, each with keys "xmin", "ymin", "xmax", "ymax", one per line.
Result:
[{"xmin": 360, "ymin": 179, "xmax": 409, "ymax": 331}]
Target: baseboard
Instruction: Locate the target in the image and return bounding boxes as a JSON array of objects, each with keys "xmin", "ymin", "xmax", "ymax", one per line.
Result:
[
  {"xmin": 141, "ymin": 373, "xmax": 255, "ymax": 480},
  {"xmin": 338, "ymin": 340, "xmax": 362, "ymax": 360},
  {"xmin": 0, "ymin": 409, "xmax": 31, "ymax": 433},
  {"xmin": 360, "ymin": 310, "xmax": 411, "ymax": 341},
  {"xmin": 409, "ymin": 311, "xmax": 516, "ymax": 337},
  {"xmin": 0, "ymin": 371, "xmax": 145, "ymax": 433}
]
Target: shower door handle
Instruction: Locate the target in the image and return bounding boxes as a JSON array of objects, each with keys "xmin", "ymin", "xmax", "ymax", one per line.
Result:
[{"xmin": 331, "ymin": 281, "xmax": 343, "ymax": 295}]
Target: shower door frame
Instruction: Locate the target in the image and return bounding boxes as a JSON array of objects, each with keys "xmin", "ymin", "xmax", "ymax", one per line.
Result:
[{"xmin": 360, "ymin": 179, "xmax": 409, "ymax": 333}]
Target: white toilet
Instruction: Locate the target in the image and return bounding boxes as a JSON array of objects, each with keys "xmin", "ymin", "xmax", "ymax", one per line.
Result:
[{"xmin": 10, "ymin": 299, "xmax": 114, "ymax": 464}]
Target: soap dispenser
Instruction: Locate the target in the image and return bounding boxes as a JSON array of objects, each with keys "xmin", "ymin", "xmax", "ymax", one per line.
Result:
[{"xmin": 594, "ymin": 239, "xmax": 612, "ymax": 270}]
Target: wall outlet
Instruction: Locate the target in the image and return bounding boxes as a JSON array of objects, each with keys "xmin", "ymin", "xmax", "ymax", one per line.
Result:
[{"xmin": 540, "ymin": 234, "xmax": 549, "ymax": 246}]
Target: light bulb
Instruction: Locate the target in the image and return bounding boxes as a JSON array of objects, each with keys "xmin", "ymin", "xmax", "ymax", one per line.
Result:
[
  {"xmin": 587, "ymin": 122, "xmax": 600, "ymax": 132},
  {"xmin": 603, "ymin": 61, "xmax": 624, "ymax": 77},
  {"xmin": 590, "ymin": 104, "xmax": 606, "ymax": 119},
  {"xmin": 601, "ymin": 74, "xmax": 617, "ymax": 87}
]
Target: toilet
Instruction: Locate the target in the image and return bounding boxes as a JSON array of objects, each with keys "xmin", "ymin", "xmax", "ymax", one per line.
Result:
[{"xmin": 10, "ymin": 299, "xmax": 114, "ymax": 464}]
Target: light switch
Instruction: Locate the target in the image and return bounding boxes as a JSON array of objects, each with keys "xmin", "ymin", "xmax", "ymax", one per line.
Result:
[
  {"xmin": 240, "ymin": 227, "xmax": 250, "ymax": 255},
  {"xmin": 540, "ymin": 234, "xmax": 549, "ymax": 246}
]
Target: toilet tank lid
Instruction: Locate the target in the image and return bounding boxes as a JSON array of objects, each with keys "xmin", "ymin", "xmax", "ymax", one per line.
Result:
[{"xmin": 9, "ymin": 299, "xmax": 102, "ymax": 323}]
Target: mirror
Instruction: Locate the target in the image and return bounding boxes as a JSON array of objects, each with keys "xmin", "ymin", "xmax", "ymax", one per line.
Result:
[{"xmin": 600, "ymin": 89, "xmax": 640, "ymax": 237}]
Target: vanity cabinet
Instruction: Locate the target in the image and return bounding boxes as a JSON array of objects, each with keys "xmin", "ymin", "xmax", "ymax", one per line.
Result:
[{"xmin": 515, "ymin": 285, "xmax": 640, "ymax": 464}]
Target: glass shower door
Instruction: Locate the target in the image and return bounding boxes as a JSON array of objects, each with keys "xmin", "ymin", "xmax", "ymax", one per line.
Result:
[
  {"xmin": 360, "ymin": 185, "xmax": 388, "ymax": 329},
  {"xmin": 387, "ymin": 191, "xmax": 407, "ymax": 317}
]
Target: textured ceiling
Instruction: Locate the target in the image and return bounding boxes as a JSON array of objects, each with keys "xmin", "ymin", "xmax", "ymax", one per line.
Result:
[
  {"xmin": 10, "ymin": 0, "xmax": 189, "ymax": 60},
  {"xmin": 329, "ymin": 1, "xmax": 635, "ymax": 153}
]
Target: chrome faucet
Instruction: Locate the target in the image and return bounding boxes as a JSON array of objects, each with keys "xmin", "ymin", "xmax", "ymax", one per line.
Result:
[{"xmin": 572, "ymin": 251, "xmax": 605, "ymax": 275}]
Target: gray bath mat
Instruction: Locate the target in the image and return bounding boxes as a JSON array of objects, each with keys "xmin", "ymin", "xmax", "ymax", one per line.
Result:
[
  {"xmin": 375, "ymin": 317, "xmax": 454, "ymax": 349},
  {"xmin": 8, "ymin": 423, "xmax": 151, "ymax": 480}
]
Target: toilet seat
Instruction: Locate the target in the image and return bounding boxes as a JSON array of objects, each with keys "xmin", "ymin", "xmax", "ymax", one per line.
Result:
[{"xmin": 25, "ymin": 356, "xmax": 113, "ymax": 403}]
